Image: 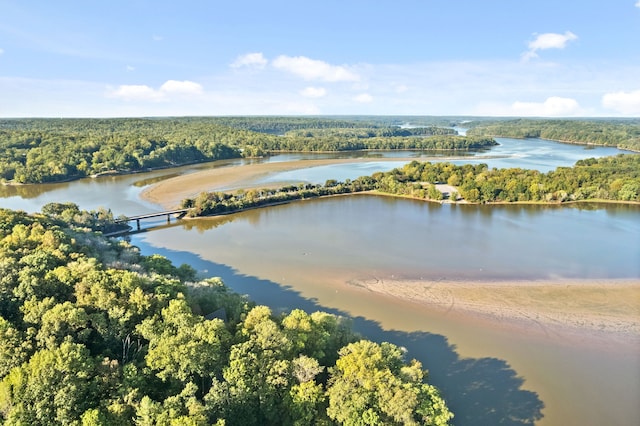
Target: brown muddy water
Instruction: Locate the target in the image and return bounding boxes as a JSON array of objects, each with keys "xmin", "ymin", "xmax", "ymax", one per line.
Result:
[{"xmin": 131, "ymin": 196, "xmax": 640, "ymax": 426}]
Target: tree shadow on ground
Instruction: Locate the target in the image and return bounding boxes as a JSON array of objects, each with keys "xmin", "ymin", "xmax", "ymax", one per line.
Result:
[{"xmin": 132, "ymin": 240, "xmax": 544, "ymax": 426}]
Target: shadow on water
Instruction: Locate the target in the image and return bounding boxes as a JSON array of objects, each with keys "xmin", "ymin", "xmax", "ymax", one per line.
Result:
[{"xmin": 131, "ymin": 239, "xmax": 545, "ymax": 426}]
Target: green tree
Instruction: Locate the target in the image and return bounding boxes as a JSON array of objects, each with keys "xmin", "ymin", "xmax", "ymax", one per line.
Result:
[
  {"xmin": 326, "ymin": 340, "xmax": 453, "ymax": 426},
  {"xmin": 0, "ymin": 317, "xmax": 31, "ymax": 378},
  {"xmin": 138, "ymin": 298, "xmax": 231, "ymax": 391},
  {"xmin": 0, "ymin": 341, "xmax": 99, "ymax": 425}
]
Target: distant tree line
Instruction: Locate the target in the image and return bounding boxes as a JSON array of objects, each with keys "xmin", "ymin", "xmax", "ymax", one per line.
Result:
[
  {"xmin": 466, "ymin": 118, "xmax": 640, "ymax": 151},
  {"xmin": 0, "ymin": 205, "xmax": 453, "ymax": 425},
  {"xmin": 284, "ymin": 127, "xmax": 456, "ymax": 138},
  {"xmin": 209, "ymin": 116, "xmax": 466, "ymax": 133},
  {"xmin": 0, "ymin": 118, "xmax": 493, "ymax": 184},
  {"xmin": 247, "ymin": 134, "xmax": 496, "ymax": 152},
  {"xmin": 203, "ymin": 116, "xmax": 373, "ymax": 135},
  {"xmin": 184, "ymin": 154, "xmax": 640, "ymax": 216}
]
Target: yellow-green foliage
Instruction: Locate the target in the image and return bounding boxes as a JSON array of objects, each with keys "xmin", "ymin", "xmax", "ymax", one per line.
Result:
[{"xmin": 0, "ymin": 207, "xmax": 453, "ymax": 425}]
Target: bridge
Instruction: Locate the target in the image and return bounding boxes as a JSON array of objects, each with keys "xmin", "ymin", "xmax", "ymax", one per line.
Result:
[{"xmin": 116, "ymin": 208, "xmax": 191, "ymax": 231}]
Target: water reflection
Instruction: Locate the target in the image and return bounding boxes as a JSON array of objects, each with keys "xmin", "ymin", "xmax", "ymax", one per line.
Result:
[{"xmin": 155, "ymin": 196, "xmax": 639, "ymax": 280}]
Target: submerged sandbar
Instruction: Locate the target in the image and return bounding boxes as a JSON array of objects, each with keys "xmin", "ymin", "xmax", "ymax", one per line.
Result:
[{"xmin": 346, "ymin": 277, "xmax": 640, "ymax": 349}]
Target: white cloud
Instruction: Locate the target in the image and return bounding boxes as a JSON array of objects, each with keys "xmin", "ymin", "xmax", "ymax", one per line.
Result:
[
  {"xmin": 126, "ymin": 65, "xmax": 135, "ymax": 72},
  {"xmin": 159, "ymin": 80, "xmax": 203, "ymax": 95},
  {"xmin": 354, "ymin": 93, "xmax": 373, "ymax": 103},
  {"xmin": 0, "ymin": 48, "xmax": 4, "ymax": 55},
  {"xmin": 511, "ymin": 96, "xmax": 580, "ymax": 116},
  {"xmin": 231, "ymin": 52, "xmax": 268, "ymax": 69},
  {"xmin": 107, "ymin": 84, "xmax": 162, "ymax": 101},
  {"xmin": 602, "ymin": 90, "xmax": 640, "ymax": 115},
  {"xmin": 636, "ymin": 1, "xmax": 640, "ymax": 7},
  {"xmin": 272, "ymin": 55, "xmax": 360, "ymax": 82},
  {"xmin": 522, "ymin": 31, "xmax": 578, "ymax": 60},
  {"xmin": 107, "ymin": 80, "xmax": 203, "ymax": 102},
  {"xmin": 300, "ymin": 86, "xmax": 327, "ymax": 98},
  {"xmin": 9, "ymin": 56, "xmax": 640, "ymax": 117},
  {"xmin": 152, "ymin": 35, "xmax": 164, "ymax": 42}
]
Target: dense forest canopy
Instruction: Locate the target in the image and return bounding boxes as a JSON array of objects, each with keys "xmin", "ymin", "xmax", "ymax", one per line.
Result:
[
  {"xmin": 0, "ymin": 117, "xmax": 495, "ymax": 184},
  {"xmin": 210, "ymin": 116, "xmax": 466, "ymax": 133},
  {"xmin": 0, "ymin": 205, "xmax": 453, "ymax": 425},
  {"xmin": 1, "ymin": 116, "xmax": 638, "ymax": 184},
  {"xmin": 465, "ymin": 118, "xmax": 640, "ymax": 151},
  {"xmin": 379, "ymin": 154, "xmax": 640, "ymax": 203}
]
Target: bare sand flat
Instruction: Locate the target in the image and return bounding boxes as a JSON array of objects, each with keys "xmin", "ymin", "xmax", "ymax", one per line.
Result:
[
  {"xmin": 141, "ymin": 157, "xmax": 442, "ymax": 208},
  {"xmin": 347, "ymin": 277, "xmax": 640, "ymax": 348}
]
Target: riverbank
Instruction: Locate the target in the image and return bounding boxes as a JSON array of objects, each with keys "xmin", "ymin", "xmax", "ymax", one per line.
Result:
[{"xmin": 345, "ymin": 276, "xmax": 640, "ymax": 350}]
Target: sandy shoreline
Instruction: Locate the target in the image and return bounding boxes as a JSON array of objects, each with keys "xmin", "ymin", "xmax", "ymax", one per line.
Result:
[
  {"xmin": 141, "ymin": 157, "xmax": 445, "ymax": 209},
  {"xmin": 141, "ymin": 159, "xmax": 640, "ymax": 349},
  {"xmin": 347, "ymin": 276, "xmax": 640, "ymax": 348}
]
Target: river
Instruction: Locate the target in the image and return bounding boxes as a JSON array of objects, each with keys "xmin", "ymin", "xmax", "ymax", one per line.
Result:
[{"xmin": 1, "ymin": 137, "xmax": 639, "ymax": 425}]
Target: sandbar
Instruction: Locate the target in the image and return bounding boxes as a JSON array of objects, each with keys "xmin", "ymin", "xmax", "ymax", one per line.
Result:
[
  {"xmin": 347, "ymin": 276, "xmax": 640, "ymax": 349},
  {"xmin": 141, "ymin": 157, "xmax": 443, "ymax": 209}
]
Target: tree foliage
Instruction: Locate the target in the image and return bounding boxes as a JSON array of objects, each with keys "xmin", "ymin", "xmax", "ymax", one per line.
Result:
[
  {"xmin": 326, "ymin": 341, "xmax": 453, "ymax": 425},
  {"xmin": 0, "ymin": 207, "xmax": 452, "ymax": 425},
  {"xmin": 466, "ymin": 118, "xmax": 640, "ymax": 151},
  {"xmin": 0, "ymin": 117, "xmax": 494, "ymax": 184}
]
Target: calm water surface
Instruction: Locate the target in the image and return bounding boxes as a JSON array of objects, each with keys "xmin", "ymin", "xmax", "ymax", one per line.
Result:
[
  {"xmin": 131, "ymin": 197, "xmax": 640, "ymax": 426},
  {"xmin": 1, "ymin": 138, "xmax": 639, "ymax": 425}
]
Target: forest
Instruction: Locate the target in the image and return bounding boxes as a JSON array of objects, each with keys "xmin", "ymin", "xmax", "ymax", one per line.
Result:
[
  {"xmin": 0, "ymin": 205, "xmax": 453, "ymax": 425},
  {"xmin": 465, "ymin": 118, "xmax": 640, "ymax": 151},
  {"xmin": 378, "ymin": 154, "xmax": 640, "ymax": 203},
  {"xmin": 0, "ymin": 117, "xmax": 495, "ymax": 184},
  {"xmin": 183, "ymin": 154, "xmax": 640, "ymax": 216},
  {"xmin": 4, "ymin": 116, "xmax": 637, "ymax": 185}
]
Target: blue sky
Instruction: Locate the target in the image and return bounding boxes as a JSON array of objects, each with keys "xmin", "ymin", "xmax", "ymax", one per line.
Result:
[{"xmin": 1, "ymin": 0, "xmax": 639, "ymax": 117}]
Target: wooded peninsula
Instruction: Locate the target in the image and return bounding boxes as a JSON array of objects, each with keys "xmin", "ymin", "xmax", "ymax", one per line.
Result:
[{"xmin": 181, "ymin": 154, "xmax": 640, "ymax": 217}]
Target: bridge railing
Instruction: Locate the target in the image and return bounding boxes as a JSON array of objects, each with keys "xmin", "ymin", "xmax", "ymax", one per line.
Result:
[{"xmin": 115, "ymin": 208, "xmax": 190, "ymax": 231}]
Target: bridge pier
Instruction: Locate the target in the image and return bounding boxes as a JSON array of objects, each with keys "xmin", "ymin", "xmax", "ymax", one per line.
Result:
[{"xmin": 116, "ymin": 208, "xmax": 190, "ymax": 234}]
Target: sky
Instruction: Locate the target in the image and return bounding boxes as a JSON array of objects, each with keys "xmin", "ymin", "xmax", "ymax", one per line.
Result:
[{"xmin": 1, "ymin": 0, "xmax": 639, "ymax": 118}]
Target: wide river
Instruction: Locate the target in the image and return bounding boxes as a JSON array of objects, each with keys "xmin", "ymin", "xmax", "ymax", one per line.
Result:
[{"xmin": 2, "ymin": 137, "xmax": 639, "ymax": 425}]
